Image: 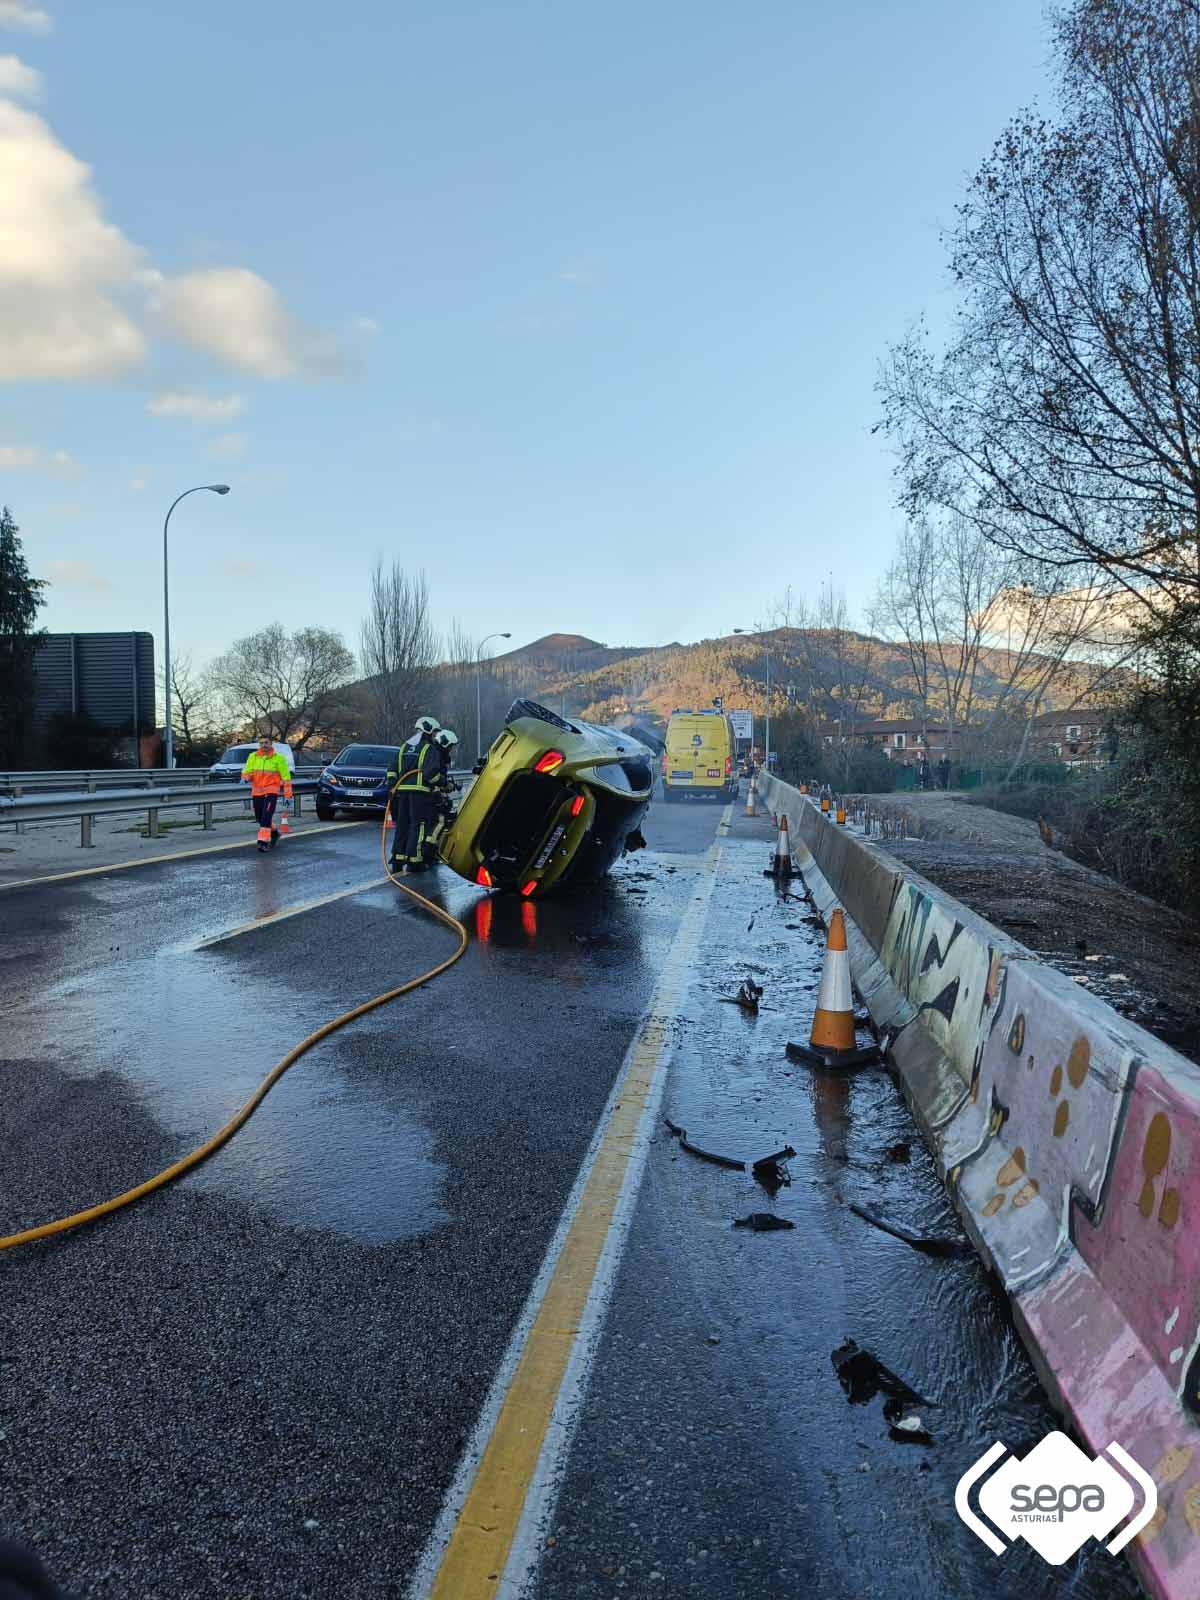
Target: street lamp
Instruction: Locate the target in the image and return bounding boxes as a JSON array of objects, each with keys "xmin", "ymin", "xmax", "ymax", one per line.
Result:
[
  {"xmin": 475, "ymin": 631, "xmax": 512, "ymax": 762},
  {"xmin": 162, "ymin": 484, "xmax": 230, "ymax": 769},
  {"xmin": 732, "ymin": 628, "xmax": 772, "ymax": 770}
]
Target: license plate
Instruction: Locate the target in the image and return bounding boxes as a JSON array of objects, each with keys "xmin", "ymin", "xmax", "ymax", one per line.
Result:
[
  {"xmin": 534, "ymin": 824, "xmax": 566, "ymax": 869},
  {"xmin": 706, "ymin": 769, "xmax": 720, "ymax": 778},
  {"xmin": 671, "ymin": 770, "xmax": 694, "ymax": 780}
]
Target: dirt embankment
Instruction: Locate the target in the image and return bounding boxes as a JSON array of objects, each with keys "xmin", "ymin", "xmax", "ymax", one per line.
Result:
[{"xmin": 856, "ymin": 792, "xmax": 1200, "ymax": 1066}]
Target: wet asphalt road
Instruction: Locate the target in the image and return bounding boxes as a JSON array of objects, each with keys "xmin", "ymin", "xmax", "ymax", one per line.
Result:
[{"xmin": 0, "ymin": 796, "xmax": 1145, "ymax": 1598}]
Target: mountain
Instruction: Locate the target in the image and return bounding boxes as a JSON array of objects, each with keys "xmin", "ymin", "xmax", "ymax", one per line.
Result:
[{"xmin": 476, "ymin": 627, "xmax": 1117, "ymax": 733}]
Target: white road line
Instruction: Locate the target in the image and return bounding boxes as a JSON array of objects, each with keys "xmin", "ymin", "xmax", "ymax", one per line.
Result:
[{"xmin": 192, "ymin": 876, "xmax": 388, "ymax": 948}]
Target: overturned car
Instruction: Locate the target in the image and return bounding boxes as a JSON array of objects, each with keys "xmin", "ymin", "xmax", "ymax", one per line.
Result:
[{"xmin": 440, "ymin": 699, "xmax": 653, "ymax": 897}]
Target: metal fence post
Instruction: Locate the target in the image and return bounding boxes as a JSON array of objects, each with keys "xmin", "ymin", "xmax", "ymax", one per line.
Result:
[
  {"xmin": 293, "ymin": 792, "xmax": 302, "ymax": 819},
  {"xmin": 148, "ymin": 807, "xmax": 161, "ymax": 838},
  {"xmin": 13, "ymin": 782, "xmax": 23, "ymax": 834},
  {"xmin": 81, "ymin": 814, "xmax": 93, "ymax": 848},
  {"xmin": 202, "ymin": 802, "xmax": 213, "ymax": 830}
]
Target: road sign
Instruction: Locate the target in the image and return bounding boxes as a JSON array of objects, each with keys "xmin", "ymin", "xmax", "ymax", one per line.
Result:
[{"xmin": 729, "ymin": 709, "xmax": 752, "ymax": 741}]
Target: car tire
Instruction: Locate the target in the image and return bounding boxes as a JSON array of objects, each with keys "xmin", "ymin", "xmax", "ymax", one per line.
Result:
[{"xmin": 316, "ymin": 803, "xmax": 336, "ymax": 821}]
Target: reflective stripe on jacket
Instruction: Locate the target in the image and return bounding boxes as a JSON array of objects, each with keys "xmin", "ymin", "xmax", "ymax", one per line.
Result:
[
  {"xmin": 389, "ymin": 738, "xmax": 436, "ymax": 791},
  {"xmin": 241, "ymin": 750, "xmax": 293, "ymax": 797}
]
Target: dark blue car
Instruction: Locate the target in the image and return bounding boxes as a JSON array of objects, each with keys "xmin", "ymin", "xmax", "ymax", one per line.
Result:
[{"xmin": 315, "ymin": 743, "xmax": 403, "ymax": 820}]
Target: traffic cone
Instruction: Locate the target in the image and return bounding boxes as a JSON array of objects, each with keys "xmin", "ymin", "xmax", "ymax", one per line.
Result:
[
  {"xmin": 835, "ymin": 805, "xmax": 846, "ymax": 825},
  {"xmin": 767, "ymin": 813, "xmax": 794, "ymax": 878},
  {"xmin": 820, "ymin": 794, "xmax": 831, "ymax": 814},
  {"xmin": 746, "ymin": 774, "xmax": 757, "ymax": 816},
  {"xmin": 799, "ymin": 784, "xmax": 808, "ymax": 795},
  {"xmin": 786, "ymin": 909, "xmax": 882, "ymax": 1069},
  {"xmin": 278, "ymin": 804, "xmax": 291, "ymax": 836}
]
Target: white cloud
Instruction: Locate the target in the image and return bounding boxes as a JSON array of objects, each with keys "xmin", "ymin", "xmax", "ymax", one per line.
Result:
[
  {"xmin": 208, "ymin": 431, "xmax": 247, "ymax": 459},
  {"xmin": 560, "ymin": 266, "xmax": 594, "ymax": 285},
  {"xmin": 0, "ymin": 53, "xmax": 40, "ymax": 97},
  {"xmin": 0, "ymin": 85, "xmax": 341, "ymax": 384},
  {"xmin": 0, "ymin": 2, "xmax": 52, "ymax": 34},
  {"xmin": 44, "ymin": 558, "xmax": 109, "ymax": 591},
  {"xmin": 146, "ymin": 388, "xmax": 245, "ymax": 423},
  {"xmin": 221, "ymin": 557, "xmax": 261, "ymax": 579},
  {"xmin": 128, "ymin": 464, "xmax": 150, "ymax": 491},
  {"xmin": 0, "ymin": 442, "xmax": 81, "ymax": 476},
  {"xmin": 151, "ymin": 266, "xmax": 341, "ymax": 379},
  {"xmin": 351, "ymin": 316, "xmax": 381, "ymax": 336},
  {"xmin": 0, "ymin": 99, "xmax": 147, "ymax": 379}
]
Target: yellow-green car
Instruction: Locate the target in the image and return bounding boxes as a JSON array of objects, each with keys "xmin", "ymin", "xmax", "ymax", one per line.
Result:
[{"xmin": 440, "ymin": 699, "xmax": 654, "ymax": 897}]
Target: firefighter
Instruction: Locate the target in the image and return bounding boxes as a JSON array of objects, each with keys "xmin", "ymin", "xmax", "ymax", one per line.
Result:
[
  {"xmin": 387, "ymin": 716, "xmax": 440, "ymax": 873},
  {"xmin": 422, "ymin": 727, "xmax": 460, "ymax": 866},
  {"xmin": 241, "ymin": 735, "xmax": 293, "ymax": 851}
]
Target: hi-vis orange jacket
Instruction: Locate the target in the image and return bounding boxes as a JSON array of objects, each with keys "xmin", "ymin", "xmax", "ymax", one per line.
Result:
[{"xmin": 241, "ymin": 750, "xmax": 293, "ymax": 798}]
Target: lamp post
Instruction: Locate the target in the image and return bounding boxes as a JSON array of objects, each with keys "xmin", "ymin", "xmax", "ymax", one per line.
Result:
[
  {"xmin": 162, "ymin": 484, "xmax": 230, "ymax": 768},
  {"xmin": 475, "ymin": 631, "xmax": 512, "ymax": 762},
  {"xmin": 732, "ymin": 628, "xmax": 771, "ymax": 771}
]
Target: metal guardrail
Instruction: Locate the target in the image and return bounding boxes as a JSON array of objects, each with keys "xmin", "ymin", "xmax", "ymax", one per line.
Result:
[
  {"xmin": 0, "ymin": 780, "xmax": 319, "ymax": 848},
  {"xmin": 0, "ymin": 765, "xmax": 326, "ymax": 796}
]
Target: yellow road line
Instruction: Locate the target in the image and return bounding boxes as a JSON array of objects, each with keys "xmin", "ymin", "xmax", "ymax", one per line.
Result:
[
  {"xmin": 193, "ymin": 876, "xmax": 389, "ymax": 948},
  {"xmin": 0, "ymin": 819, "xmax": 367, "ymax": 894},
  {"xmin": 425, "ymin": 816, "xmax": 726, "ymax": 1598}
]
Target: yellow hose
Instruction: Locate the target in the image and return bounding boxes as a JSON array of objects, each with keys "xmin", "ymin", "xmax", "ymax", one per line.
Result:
[{"xmin": 0, "ymin": 788, "xmax": 468, "ymax": 1252}]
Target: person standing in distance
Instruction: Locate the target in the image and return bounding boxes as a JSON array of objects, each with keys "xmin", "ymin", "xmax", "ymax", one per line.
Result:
[{"xmin": 241, "ymin": 735, "xmax": 293, "ymax": 851}]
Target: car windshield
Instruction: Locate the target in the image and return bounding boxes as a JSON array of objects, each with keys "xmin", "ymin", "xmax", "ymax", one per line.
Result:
[
  {"xmin": 334, "ymin": 745, "xmax": 399, "ymax": 767},
  {"xmin": 218, "ymin": 746, "xmax": 256, "ymax": 764}
]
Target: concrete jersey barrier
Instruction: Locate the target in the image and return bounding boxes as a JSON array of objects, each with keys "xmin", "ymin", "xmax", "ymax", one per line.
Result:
[{"xmin": 756, "ymin": 770, "xmax": 1200, "ymax": 1599}]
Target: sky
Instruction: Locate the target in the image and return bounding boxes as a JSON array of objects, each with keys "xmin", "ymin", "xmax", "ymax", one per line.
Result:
[{"xmin": 1, "ymin": 0, "xmax": 1057, "ymax": 670}]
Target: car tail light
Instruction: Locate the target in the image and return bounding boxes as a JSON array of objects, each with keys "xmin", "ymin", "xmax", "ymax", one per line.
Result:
[
  {"xmin": 570, "ymin": 795, "xmax": 585, "ymax": 816},
  {"xmin": 475, "ymin": 866, "xmax": 493, "ymax": 887},
  {"xmin": 520, "ymin": 879, "xmax": 538, "ymax": 897},
  {"xmin": 534, "ymin": 750, "xmax": 565, "ymax": 773}
]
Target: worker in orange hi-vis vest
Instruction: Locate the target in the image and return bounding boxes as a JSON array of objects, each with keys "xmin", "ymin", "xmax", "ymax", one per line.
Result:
[{"xmin": 240, "ymin": 735, "xmax": 294, "ymax": 852}]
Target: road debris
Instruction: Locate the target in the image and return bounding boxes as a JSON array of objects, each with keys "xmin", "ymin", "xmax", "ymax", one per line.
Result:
[
  {"xmin": 732, "ymin": 1213, "xmax": 796, "ymax": 1231},
  {"xmin": 886, "ymin": 1405, "xmax": 933, "ymax": 1445},
  {"xmin": 831, "ymin": 1339, "xmax": 932, "ymax": 1412},
  {"xmin": 751, "ymin": 1146, "xmax": 796, "ymax": 1195},
  {"xmin": 727, "ymin": 977, "xmax": 764, "ymax": 1013},
  {"xmin": 663, "ymin": 1117, "xmax": 745, "ymax": 1171},
  {"xmin": 848, "ymin": 1200, "xmax": 969, "ymax": 1257}
]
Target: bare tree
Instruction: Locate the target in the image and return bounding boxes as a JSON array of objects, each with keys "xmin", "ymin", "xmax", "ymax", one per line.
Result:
[
  {"xmin": 165, "ymin": 652, "xmax": 226, "ymax": 763},
  {"xmin": 208, "ymin": 624, "xmax": 356, "ymax": 752},
  {"xmin": 878, "ymin": 0, "xmax": 1200, "ymax": 632},
  {"xmin": 359, "ymin": 561, "xmax": 439, "ymax": 743}
]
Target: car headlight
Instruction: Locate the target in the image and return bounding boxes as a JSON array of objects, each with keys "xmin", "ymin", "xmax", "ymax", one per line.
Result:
[{"xmin": 324, "ymin": 771, "xmax": 340, "ymax": 785}]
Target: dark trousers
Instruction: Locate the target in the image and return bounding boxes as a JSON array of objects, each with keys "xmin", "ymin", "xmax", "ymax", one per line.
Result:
[
  {"xmin": 253, "ymin": 794, "xmax": 278, "ymax": 833},
  {"xmin": 391, "ymin": 789, "xmax": 435, "ymax": 863}
]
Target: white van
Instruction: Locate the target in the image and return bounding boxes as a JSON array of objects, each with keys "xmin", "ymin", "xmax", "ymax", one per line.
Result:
[{"xmin": 205, "ymin": 741, "xmax": 297, "ymax": 783}]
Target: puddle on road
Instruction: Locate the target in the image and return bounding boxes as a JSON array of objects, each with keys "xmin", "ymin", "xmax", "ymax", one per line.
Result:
[{"xmin": 9, "ymin": 944, "xmax": 449, "ymax": 1245}]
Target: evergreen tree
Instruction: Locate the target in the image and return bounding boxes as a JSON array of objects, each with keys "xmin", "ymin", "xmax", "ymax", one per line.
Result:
[{"xmin": 0, "ymin": 506, "xmax": 47, "ymax": 767}]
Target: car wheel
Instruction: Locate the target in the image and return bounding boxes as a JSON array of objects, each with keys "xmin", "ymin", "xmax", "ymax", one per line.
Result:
[{"xmin": 316, "ymin": 803, "xmax": 335, "ymax": 821}]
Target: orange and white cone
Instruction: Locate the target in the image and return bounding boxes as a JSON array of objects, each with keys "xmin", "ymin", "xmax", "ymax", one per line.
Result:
[
  {"xmin": 746, "ymin": 774, "xmax": 757, "ymax": 816},
  {"xmin": 278, "ymin": 803, "xmax": 291, "ymax": 836},
  {"xmin": 820, "ymin": 794, "xmax": 831, "ymax": 814},
  {"xmin": 786, "ymin": 909, "xmax": 882, "ymax": 1068},
  {"xmin": 835, "ymin": 804, "xmax": 846, "ymax": 825},
  {"xmin": 770, "ymin": 812, "xmax": 794, "ymax": 878}
]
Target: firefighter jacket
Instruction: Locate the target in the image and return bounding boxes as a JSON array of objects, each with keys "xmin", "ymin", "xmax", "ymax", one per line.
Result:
[
  {"xmin": 389, "ymin": 737, "xmax": 437, "ymax": 791},
  {"xmin": 241, "ymin": 750, "xmax": 293, "ymax": 797}
]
